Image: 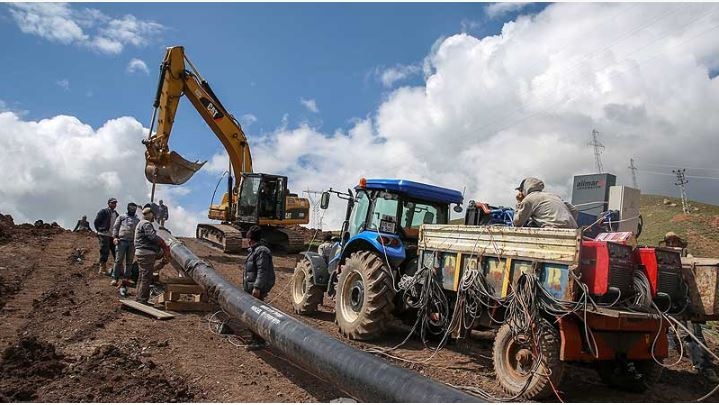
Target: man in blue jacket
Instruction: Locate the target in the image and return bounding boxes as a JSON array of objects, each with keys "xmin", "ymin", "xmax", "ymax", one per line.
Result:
[{"xmin": 93, "ymin": 198, "xmax": 119, "ymax": 275}]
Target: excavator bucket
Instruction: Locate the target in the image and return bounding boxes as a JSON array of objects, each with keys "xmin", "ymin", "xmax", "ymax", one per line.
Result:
[{"xmin": 145, "ymin": 151, "xmax": 206, "ymax": 185}]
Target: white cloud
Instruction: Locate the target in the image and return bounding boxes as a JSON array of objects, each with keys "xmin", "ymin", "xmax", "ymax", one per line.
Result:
[
  {"xmin": 5, "ymin": 3, "xmax": 719, "ymax": 236},
  {"xmin": 203, "ymin": 152, "xmax": 230, "ymax": 175},
  {"xmin": 7, "ymin": 3, "xmax": 165, "ymax": 55},
  {"xmin": 485, "ymin": 2, "xmax": 531, "ymax": 19},
  {"xmin": 126, "ymin": 58, "xmax": 149, "ymax": 75},
  {"xmin": 376, "ymin": 64, "xmax": 422, "ymax": 88},
  {"xmin": 460, "ymin": 19, "xmax": 481, "ymax": 34},
  {"xmin": 56, "ymin": 79, "xmax": 70, "ymax": 91},
  {"xmin": 240, "ymin": 113, "xmax": 257, "ymax": 127},
  {"xmin": 0, "ymin": 112, "xmax": 203, "ymax": 237},
  {"xmin": 208, "ymin": 3, "xmax": 719, "ymax": 230},
  {"xmin": 300, "ymin": 98, "xmax": 319, "ymax": 113}
]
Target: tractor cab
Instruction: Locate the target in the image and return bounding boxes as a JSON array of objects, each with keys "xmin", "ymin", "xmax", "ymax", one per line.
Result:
[{"xmin": 340, "ymin": 178, "xmax": 463, "ymax": 267}]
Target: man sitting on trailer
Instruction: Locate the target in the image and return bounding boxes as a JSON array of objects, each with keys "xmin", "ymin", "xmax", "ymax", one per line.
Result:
[{"xmin": 512, "ymin": 177, "xmax": 578, "ymax": 229}]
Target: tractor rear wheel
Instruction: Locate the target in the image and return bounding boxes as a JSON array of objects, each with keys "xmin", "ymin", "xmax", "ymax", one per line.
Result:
[
  {"xmin": 596, "ymin": 359, "xmax": 663, "ymax": 392},
  {"xmin": 291, "ymin": 258, "xmax": 324, "ymax": 315},
  {"xmin": 336, "ymin": 251, "xmax": 395, "ymax": 340},
  {"xmin": 493, "ymin": 321, "xmax": 564, "ymax": 400}
]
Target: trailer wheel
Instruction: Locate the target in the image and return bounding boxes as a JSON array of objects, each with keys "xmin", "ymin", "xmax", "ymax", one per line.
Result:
[
  {"xmin": 291, "ymin": 258, "xmax": 324, "ymax": 315},
  {"xmin": 336, "ymin": 251, "xmax": 395, "ymax": 340},
  {"xmin": 493, "ymin": 321, "xmax": 564, "ymax": 400},
  {"xmin": 596, "ymin": 359, "xmax": 663, "ymax": 392}
]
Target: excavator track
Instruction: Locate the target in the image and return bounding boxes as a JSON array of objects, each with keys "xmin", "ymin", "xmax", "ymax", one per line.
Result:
[
  {"xmin": 196, "ymin": 223, "xmax": 307, "ymax": 254},
  {"xmin": 196, "ymin": 223, "xmax": 245, "ymax": 253},
  {"xmin": 262, "ymin": 226, "xmax": 307, "ymax": 254}
]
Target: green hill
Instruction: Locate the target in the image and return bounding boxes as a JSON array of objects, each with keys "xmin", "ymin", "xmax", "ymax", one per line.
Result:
[
  {"xmin": 637, "ymin": 194, "xmax": 719, "ymax": 257},
  {"xmin": 450, "ymin": 195, "xmax": 719, "ymax": 257}
]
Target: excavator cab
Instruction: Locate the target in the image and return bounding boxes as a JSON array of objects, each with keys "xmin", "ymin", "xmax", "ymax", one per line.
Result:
[{"xmin": 236, "ymin": 173, "xmax": 287, "ymax": 224}]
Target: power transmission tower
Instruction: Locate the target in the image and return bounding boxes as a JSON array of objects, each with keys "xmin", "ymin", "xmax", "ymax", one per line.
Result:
[
  {"xmin": 628, "ymin": 158, "xmax": 639, "ymax": 189},
  {"xmin": 303, "ymin": 189, "xmax": 325, "ymax": 229},
  {"xmin": 672, "ymin": 169, "xmax": 690, "ymax": 214},
  {"xmin": 588, "ymin": 129, "xmax": 605, "ymax": 173}
]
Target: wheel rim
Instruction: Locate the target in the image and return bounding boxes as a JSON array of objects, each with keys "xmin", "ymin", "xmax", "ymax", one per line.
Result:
[
  {"xmin": 502, "ymin": 334, "xmax": 536, "ymax": 384},
  {"xmin": 292, "ymin": 267, "xmax": 307, "ymax": 304},
  {"xmin": 339, "ymin": 271, "xmax": 363, "ymax": 323},
  {"xmin": 349, "ymin": 279, "xmax": 364, "ymax": 312}
]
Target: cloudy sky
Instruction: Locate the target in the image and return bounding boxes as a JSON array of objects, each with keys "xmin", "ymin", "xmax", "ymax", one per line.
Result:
[{"xmin": 1, "ymin": 3, "xmax": 718, "ymax": 236}]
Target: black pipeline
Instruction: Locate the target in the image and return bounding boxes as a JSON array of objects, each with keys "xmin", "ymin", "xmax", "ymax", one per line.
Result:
[{"xmin": 158, "ymin": 230, "xmax": 480, "ymax": 403}]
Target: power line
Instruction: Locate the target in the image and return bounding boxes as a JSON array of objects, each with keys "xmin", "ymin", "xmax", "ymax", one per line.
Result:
[
  {"xmin": 673, "ymin": 169, "xmax": 690, "ymax": 214},
  {"xmin": 638, "ymin": 169, "xmax": 719, "ymax": 181},
  {"xmin": 588, "ymin": 129, "xmax": 605, "ymax": 173},
  {"xmin": 638, "ymin": 162, "xmax": 719, "ymax": 172}
]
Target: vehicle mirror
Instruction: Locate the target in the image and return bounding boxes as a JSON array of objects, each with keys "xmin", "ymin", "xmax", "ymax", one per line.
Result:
[
  {"xmin": 453, "ymin": 204, "xmax": 463, "ymax": 213},
  {"xmin": 320, "ymin": 191, "xmax": 330, "ymax": 209}
]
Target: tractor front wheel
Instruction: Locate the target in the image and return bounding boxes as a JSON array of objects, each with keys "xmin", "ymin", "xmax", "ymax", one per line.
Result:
[
  {"xmin": 336, "ymin": 251, "xmax": 395, "ymax": 340},
  {"xmin": 291, "ymin": 258, "xmax": 324, "ymax": 315}
]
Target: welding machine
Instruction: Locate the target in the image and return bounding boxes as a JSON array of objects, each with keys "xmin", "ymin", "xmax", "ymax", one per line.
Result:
[
  {"xmin": 635, "ymin": 247, "xmax": 686, "ymax": 310},
  {"xmin": 579, "ymin": 240, "xmax": 636, "ymax": 301}
]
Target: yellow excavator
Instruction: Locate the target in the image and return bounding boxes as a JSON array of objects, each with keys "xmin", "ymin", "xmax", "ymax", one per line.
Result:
[{"xmin": 143, "ymin": 45, "xmax": 310, "ymax": 253}]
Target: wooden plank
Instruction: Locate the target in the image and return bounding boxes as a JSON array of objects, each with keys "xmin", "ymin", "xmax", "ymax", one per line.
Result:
[
  {"xmin": 164, "ymin": 301, "xmax": 214, "ymax": 312},
  {"xmin": 165, "ymin": 284, "xmax": 205, "ymax": 294},
  {"xmin": 159, "ymin": 275, "xmax": 198, "ymax": 285},
  {"xmin": 120, "ymin": 299, "xmax": 175, "ymax": 319}
]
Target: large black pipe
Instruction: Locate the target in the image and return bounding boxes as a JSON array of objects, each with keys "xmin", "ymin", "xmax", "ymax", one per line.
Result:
[{"xmin": 158, "ymin": 230, "xmax": 480, "ymax": 403}]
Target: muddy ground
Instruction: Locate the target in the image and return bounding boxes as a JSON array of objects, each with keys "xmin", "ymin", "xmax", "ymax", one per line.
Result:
[{"xmin": 0, "ymin": 216, "xmax": 717, "ymax": 402}]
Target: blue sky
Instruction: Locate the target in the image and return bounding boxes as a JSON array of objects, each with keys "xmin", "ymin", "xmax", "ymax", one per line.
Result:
[
  {"xmin": 1, "ymin": 3, "xmax": 718, "ymax": 236},
  {"xmin": 0, "ymin": 3, "xmax": 543, "ymax": 131}
]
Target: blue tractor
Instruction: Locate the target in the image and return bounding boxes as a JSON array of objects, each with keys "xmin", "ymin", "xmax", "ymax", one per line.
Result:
[{"xmin": 290, "ymin": 178, "xmax": 464, "ymax": 340}]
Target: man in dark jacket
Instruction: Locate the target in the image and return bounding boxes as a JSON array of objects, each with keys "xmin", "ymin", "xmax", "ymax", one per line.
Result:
[
  {"xmin": 93, "ymin": 198, "xmax": 119, "ymax": 275},
  {"xmin": 243, "ymin": 225, "xmax": 275, "ymax": 351},
  {"xmin": 158, "ymin": 200, "xmax": 169, "ymax": 228},
  {"xmin": 133, "ymin": 206, "xmax": 166, "ymax": 304},
  {"xmin": 512, "ymin": 177, "xmax": 578, "ymax": 229},
  {"xmin": 73, "ymin": 215, "xmax": 90, "ymax": 232}
]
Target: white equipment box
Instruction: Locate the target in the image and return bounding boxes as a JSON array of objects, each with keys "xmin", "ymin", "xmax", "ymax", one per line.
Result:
[{"xmin": 608, "ymin": 186, "xmax": 641, "ymax": 234}]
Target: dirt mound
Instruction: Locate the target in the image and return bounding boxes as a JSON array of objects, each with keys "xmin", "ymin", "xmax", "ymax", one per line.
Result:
[
  {"xmin": 0, "ymin": 337, "xmax": 66, "ymax": 401},
  {"xmin": 0, "ymin": 336, "xmax": 195, "ymax": 402},
  {"xmin": 286, "ymin": 225, "xmax": 325, "ymax": 244},
  {"xmin": 0, "ymin": 214, "xmax": 14, "ymax": 244}
]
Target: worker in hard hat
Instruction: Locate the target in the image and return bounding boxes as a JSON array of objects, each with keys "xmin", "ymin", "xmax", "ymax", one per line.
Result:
[{"xmin": 512, "ymin": 177, "xmax": 578, "ymax": 229}]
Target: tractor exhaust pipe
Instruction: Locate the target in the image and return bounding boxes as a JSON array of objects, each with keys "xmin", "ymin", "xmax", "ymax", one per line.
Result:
[{"xmin": 158, "ymin": 229, "xmax": 480, "ymax": 403}]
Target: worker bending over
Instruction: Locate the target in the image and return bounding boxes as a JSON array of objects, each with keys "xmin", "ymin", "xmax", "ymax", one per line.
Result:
[{"xmin": 512, "ymin": 177, "xmax": 578, "ymax": 229}]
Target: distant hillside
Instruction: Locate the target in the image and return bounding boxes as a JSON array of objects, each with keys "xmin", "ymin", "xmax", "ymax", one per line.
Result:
[
  {"xmin": 638, "ymin": 194, "xmax": 719, "ymax": 257},
  {"xmin": 449, "ymin": 195, "xmax": 719, "ymax": 257}
]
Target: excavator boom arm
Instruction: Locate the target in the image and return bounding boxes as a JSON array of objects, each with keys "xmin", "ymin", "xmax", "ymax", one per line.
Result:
[{"xmin": 144, "ymin": 46, "xmax": 252, "ymax": 187}]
